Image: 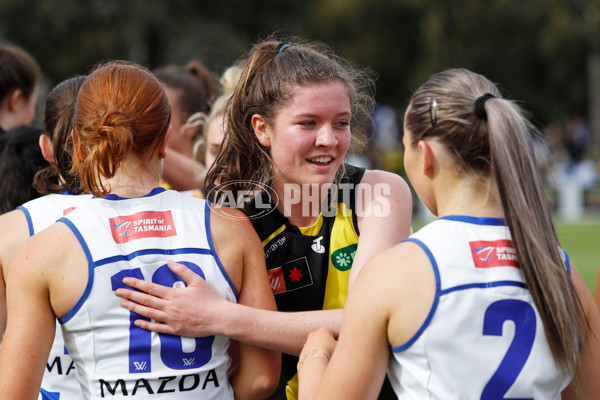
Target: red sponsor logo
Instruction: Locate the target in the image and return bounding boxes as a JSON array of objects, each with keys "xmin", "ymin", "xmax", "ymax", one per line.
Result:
[
  {"xmin": 268, "ymin": 267, "xmax": 286, "ymax": 295},
  {"xmin": 109, "ymin": 210, "xmax": 177, "ymax": 244},
  {"xmin": 470, "ymin": 240, "xmax": 520, "ymax": 269},
  {"xmin": 63, "ymin": 206, "xmax": 76, "ymax": 216}
]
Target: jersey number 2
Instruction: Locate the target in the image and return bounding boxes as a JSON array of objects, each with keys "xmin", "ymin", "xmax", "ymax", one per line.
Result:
[
  {"xmin": 111, "ymin": 262, "xmax": 215, "ymax": 374},
  {"xmin": 481, "ymin": 299, "xmax": 535, "ymax": 400}
]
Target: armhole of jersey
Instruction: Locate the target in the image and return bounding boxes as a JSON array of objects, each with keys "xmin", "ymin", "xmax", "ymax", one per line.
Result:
[
  {"xmin": 348, "ymin": 165, "xmax": 365, "ymax": 236},
  {"xmin": 390, "ymin": 237, "xmax": 441, "ymax": 353},
  {"xmin": 204, "ymin": 201, "xmax": 239, "ymax": 300},
  {"xmin": 16, "ymin": 206, "xmax": 34, "ymax": 236},
  {"xmin": 57, "ymin": 217, "xmax": 95, "ymax": 324}
]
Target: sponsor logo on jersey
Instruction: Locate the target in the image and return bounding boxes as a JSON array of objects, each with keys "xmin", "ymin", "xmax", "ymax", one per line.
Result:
[
  {"xmin": 63, "ymin": 206, "xmax": 77, "ymax": 215},
  {"xmin": 268, "ymin": 257, "xmax": 313, "ymax": 295},
  {"xmin": 109, "ymin": 210, "xmax": 177, "ymax": 244},
  {"xmin": 470, "ymin": 240, "xmax": 520, "ymax": 268},
  {"xmin": 311, "ymin": 236, "xmax": 326, "ymax": 254},
  {"xmin": 331, "ymin": 243, "xmax": 357, "ymax": 271},
  {"xmin": 98, "ymin": 370, "xmax": 220, "ymax": 396}
]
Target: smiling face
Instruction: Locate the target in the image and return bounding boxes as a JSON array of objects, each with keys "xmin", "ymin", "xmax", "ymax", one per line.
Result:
[{"xmin": 254, "ymin": 81, "xmax": 351, "ymax": 193}]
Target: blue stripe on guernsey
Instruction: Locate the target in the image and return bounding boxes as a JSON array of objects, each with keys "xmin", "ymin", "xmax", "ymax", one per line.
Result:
[
  {"xmin": 40, "ymin": 388, "xmax": 60, "ymax": 400},
  {"xmin": 392, "ymin": 238, "xmax": 441, "ymax": 352},
  {"xmin": 57, "ymin": 217, "xmax": 95, "ymax": 325},
  {"xmin": 562, "ymin": 249, "xmax": 572, "ymax": 276},
  {"xmin": 102, "ymin": 186, "xmax": 166, "ymax": 201},
  {"xmin": 440, "ymin": 280, "xmax": 528, "ymax": 296},
  {"xmin": 440, "ymin": 215, "xmax": 506, "ymax": 226},
  {"xmin": 204, "ymin": 200, "xmax": 239, "ymax": 300},
  {"xmin": 93, "ymin": 248, "xmax": 214, "ymax": 267},
  {"xmin": 17, "ymin": 205, "xmax": 34, "ymax": 236}
]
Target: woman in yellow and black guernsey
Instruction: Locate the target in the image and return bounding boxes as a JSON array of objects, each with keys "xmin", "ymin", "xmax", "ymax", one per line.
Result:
[{"xmin": 116, "ymin": 35, "xmax": 413, "ymax": 400}]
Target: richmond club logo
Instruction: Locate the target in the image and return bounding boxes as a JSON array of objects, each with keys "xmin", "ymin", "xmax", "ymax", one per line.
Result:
[{"xmin": 109, "ymin": 210, "xmax": 177, "ymax": 244}]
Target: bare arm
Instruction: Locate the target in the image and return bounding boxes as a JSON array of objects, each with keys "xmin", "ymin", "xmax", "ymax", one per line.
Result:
[
  {"xmin": 209, "ymin": 207, "xmax": 281, "ymax": 399},
  {"xmin": 118, "ymin": 260, "xmax": 343, "ymax": 356},
  {"xmin": 350, "ymin": 169, "xmax": 412, "ymax": 289},
  {"xmin": 0, "ymin": 209, "xmax": 30, "ymax": 336},
  {"xmin": 0, "ymin": 234, "xmax": 56, "ymax": 399},
  {"xmin": 298, "ymin": 242, "xmax": 435, "ymax": 400},
  {"xmin": 562, "ymin": 264, "xmax": 600, "ymax": 399},
  {"xmin": 161, "ymin": 147, "xmax": 206, "ymax": 191}
]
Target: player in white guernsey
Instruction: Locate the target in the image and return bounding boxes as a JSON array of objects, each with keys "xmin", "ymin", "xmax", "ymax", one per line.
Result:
[
  {"xmin": 0, "ymin": 61, "xmax": 280, "ymax": 399},
  {"xmin": 296, "ymin": 68, "xmax": 600, "ymax": 399},
  {"xmin": 0, "ymin": 75, "xmax": 89, "ymax": 400}
]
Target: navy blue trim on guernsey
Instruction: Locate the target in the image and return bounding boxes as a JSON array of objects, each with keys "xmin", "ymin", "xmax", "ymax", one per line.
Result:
[
  {"xmin": 39, "ymin": 388, "xmax": 60, "ymax": 400},
  {"xmin": 57, "ymin": 217, "xmax": 95, "ymax": 325},
  {"xmin": 204, "ymin": 200, "xmax": 239, "ymax": 299},
  {"xmin": 561, "ymin": 249, "xmax": 572, "ymax": 276},
  {"xmin": 391, "ymin": 238, "xmax": 441, "ymax": 352},
  {"xmin": 440, "ymin": 280, "xmax": 527, "ymax": 296},
  {"xmin": 93, "ymin": 248, "xmax": 214, "ymax": 267},
  {"xmin": 16, "ymin": 205, "xmax": 34, "ymax": 236},
  {"xmin": 102, "ymin": 186, "xmax": 166, "ymax": 201},
  {"xmin": 440, "ymin": 215, "xmax": 505, "ymax": 226}
]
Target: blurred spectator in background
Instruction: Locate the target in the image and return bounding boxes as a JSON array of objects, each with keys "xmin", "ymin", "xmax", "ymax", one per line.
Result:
[
  {"xmin": 546, "ymin": 116, "xmax": 597, "ymax": 189},
  {"xmin": 154, "ymin": 59, "xmax": 219, "ymax": 190},
  {"xmin": 0, "ymin": 43, "xmax": 41, "ymax": 134},
  {"xmin": 0, "ymin": 124, "xmax": 46, "ymax": 213}
]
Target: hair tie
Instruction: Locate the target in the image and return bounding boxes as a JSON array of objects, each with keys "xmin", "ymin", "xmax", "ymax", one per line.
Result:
[
  {"xmin": 429, "ymin": 96, "xmax": 437, "ymax": 126},
  {"xmin": 276, "ymin": 43, "xmax": 291, "ymax": 54},
  {"xmin": 474, "ymin": 93, "xmax": 495, "ymax": 121},
  {"xmin": 105, "ymin": 109, "xmax": 134, "ymax": 131}
]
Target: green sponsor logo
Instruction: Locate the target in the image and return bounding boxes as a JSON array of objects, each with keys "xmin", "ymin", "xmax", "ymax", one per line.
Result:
[{"xmin": 331, "ymin": 244, "xmax": 357, "ymax": 271}]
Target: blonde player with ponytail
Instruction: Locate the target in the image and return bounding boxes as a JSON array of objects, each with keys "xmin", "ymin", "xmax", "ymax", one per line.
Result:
[{"xmin": 298, "ymin": 68, "xmax": 600, "ymax": 399}]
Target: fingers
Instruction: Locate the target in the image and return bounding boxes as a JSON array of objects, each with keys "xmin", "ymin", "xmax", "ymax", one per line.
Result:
[
  {"xmin": 120, "ymin": 276, "xmax": 171, "ymax": 299},
  {"xmin": 167, "ymin": 260, "xmax": 203, "ymax": 285}
]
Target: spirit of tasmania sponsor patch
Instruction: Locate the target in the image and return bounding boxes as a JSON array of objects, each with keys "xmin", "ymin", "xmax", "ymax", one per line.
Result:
[
  {"xmin": 109, "ymin": 210, "xmax": 177, "ymax": 244},
  {"xmin": 469, "ymin": 239, "xmax": 520, "ymax": 269}
]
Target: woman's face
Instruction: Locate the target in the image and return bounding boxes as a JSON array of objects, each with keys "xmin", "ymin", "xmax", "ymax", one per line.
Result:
[
  {"xmin": 256, "ymin": 81, "xmax": 351, "ymax": 191},
  {"xmin": 204, "ymin": 114, "xmax": 226, "ymax": 169}
]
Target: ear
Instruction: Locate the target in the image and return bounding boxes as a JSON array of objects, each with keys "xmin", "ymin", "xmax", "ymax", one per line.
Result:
[
  {"xmin": 7, "ymin": 89, "xmax": 24, "ymax": 112},
  {"xmin": 181, "ymin": 120, "xmax": 201, "ymax": 141},
  {"xmin": 417, "ymin": 139, "xmax": 435, "ymax": 177},
  {"xmin": 159, "ymin": 126, "xmax": 172, "ymax": 159},
  {"xmin": 251, "ymin": 114, "xmax": 270, "ymax": 147},
  {"xmin": 39, "ymin": 134, "xmax": 55, "ymax": 163}
]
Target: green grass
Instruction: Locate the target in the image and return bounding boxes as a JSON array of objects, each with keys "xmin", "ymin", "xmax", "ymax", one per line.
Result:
[
  {"xmin": 412, "ymin": 213, "xmax": 600, "ymax": 296},
  {"xmin": 553, "ymin": 214, "xmax": 600, "ymax": 295}
]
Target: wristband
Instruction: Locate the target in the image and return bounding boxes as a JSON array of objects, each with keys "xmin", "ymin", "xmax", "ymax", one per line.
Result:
[{"xmin": 297, "ymin": 348, "xmax": 330, "ymax": 372}]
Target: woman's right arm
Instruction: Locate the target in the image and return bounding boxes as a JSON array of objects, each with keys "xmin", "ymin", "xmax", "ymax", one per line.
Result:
[
  {"xmin": 0, "ymin": 209, "xmax": 30, "ymax": 336},
  {"xmin": 0, "ymin": 230, "xmax": 57, "ymax": 399},
  {"xmin": 562, "ymin": 264, "xmax": 600, "ymax": 399},
  {"xmin": 117, "ymin": 268, "xmax": 343, "ymax": 355}
]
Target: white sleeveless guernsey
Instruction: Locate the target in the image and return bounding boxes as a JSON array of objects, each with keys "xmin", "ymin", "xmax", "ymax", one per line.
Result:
[
  {"xmin": 18, "ymin": 191, "xmax": 93, "ymax": 400},
  {"xmin": 388, "ymin": 216, "xmax": 571, "ymax": 400},
  {"xmin": 57, "ymin": 188, "xmax": 237, "ymax": 399}
]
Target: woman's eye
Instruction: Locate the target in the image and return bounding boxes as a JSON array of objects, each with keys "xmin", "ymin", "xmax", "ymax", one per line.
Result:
[
  {"xmin": 299, "ymin": 121, "xmax": 316, "ymax": 127},
  {"xmin": 336, "ymin": 120, "xmax": 350, "ymax": 127}
]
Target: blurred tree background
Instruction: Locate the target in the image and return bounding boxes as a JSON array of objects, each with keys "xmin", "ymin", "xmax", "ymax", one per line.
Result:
[{"xmin": 1, "ymin": 0, "xmax": 600, "ymax": 161}]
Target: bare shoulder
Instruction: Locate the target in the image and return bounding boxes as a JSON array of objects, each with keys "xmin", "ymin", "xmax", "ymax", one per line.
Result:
[
  {"xmin": 358, "ymin": 240, "xmax": 432, "ymax": 285},
  {"xmin": 207, "ymin": 203, "xmax": 263, "ymax": 290},
  {"xmin": 208, "ymin": 203, "xmax": 257, "ymax": 241},
  {"xmin": 0, "ymin": 209, "xmax": 29, "ymax": 279},
  {"xmin": 351, "ymin": 240, "xmax": 437, "ymax": 346},
  {"xmin": 360, "ymin": 169, "xmax": 411, "ymax": 196},
  {"xmin": 357, "ymin": 169, "xmax": 413, "ymax": 218}
]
